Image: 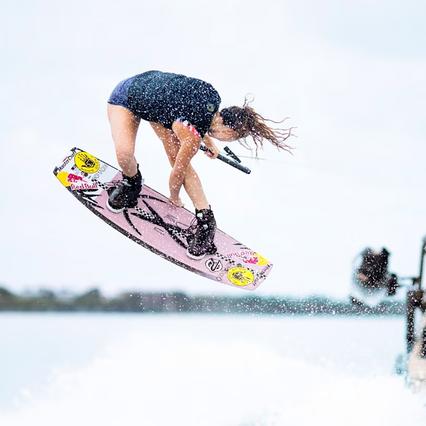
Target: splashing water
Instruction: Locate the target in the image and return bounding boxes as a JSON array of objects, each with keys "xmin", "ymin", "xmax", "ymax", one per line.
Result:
[{"xmin": 0, "ymin": 315, "xmax": 425, "ymax": 426}]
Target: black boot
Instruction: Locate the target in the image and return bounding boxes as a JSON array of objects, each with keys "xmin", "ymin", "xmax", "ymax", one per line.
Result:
[
  {"xmin": 106, "ymin": 167, "xmax": 142, "ymax": 213},
  {"xmin": 187, "ymin": 208, "xmax": 217, "ymax": 260}
]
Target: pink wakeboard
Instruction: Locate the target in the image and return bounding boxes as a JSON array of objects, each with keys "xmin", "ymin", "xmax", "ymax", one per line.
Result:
[{"xmin": 53, "ymin": 148, "xmax": 272, "ymax": 290}]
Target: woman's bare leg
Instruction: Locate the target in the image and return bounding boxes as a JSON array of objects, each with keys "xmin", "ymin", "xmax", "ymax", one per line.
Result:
[
  {"xmin": 150, "ymin": 123, "xmax": 209, "ymax": 210},
  {"xmin": 107, "ymin": 104, "xmax": 141, "ymax": 177}
]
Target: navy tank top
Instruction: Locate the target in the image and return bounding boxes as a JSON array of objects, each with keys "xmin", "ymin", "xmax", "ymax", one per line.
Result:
[{"xmin": 109, "ymin": 71, "xmax": 221, "ymax": 137}]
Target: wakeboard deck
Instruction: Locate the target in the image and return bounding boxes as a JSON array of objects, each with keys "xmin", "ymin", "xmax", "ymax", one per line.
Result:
[{"xmin": 53, "ymin": 148, "xmax": 273, "ymax": 290}]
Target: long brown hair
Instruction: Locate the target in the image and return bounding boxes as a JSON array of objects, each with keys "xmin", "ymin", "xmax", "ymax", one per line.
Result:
[{"xmin": 220, "ymin": 98, "xmax": 295, "ymax": 154}]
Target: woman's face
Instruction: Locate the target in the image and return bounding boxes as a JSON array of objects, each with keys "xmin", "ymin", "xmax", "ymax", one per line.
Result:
[{"xmin": 208, "ymin": 114, "xmax": 239, "ymax": 141}]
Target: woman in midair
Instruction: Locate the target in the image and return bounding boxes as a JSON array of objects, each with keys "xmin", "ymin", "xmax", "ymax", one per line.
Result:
[{"xmin": 106, "ymin": 70, "xmax": 292, "ymax": 259}]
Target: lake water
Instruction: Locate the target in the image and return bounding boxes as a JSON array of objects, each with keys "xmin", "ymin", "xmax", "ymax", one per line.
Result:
[{"xmin": 0, "ymin": 313, "xmax": 425, "ymax": 425}]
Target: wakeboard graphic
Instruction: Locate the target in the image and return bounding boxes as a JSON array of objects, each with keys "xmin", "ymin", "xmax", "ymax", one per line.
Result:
[{"xmin": 53, "ymin": 148, "xmax": 273, "ymax": 290}]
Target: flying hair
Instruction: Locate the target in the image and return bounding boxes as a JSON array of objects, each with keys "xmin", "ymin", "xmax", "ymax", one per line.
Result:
[{"xmin": 220, "ymin": 97, "xmax": 295, "ymax": 155}]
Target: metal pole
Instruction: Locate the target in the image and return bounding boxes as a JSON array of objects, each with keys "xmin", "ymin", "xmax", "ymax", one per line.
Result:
[
  {"xmin": 421, "ymin": 326, "xmax": 426, "ymax": 358},
  {"xmin": 418, "ymin": 237, "xmax": 426, "ymax": 290},
  {"xmin": 407, "ymin": 290, "xmax": 416, "ymax": 354}
]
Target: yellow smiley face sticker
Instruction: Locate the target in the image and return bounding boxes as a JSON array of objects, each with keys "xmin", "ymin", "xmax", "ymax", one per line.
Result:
[
  {"xmin": 227, "ymin": 266, "xmax": 255, "ymax": 287},
  {"xmin": 74, "ymin": 152, "xmax": 100, "ymax": 174}
]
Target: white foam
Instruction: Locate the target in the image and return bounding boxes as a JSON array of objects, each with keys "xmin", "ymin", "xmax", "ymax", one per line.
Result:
[{"xmin": 1, "ymin": 329, "xmax": 425, "ymax": 426}]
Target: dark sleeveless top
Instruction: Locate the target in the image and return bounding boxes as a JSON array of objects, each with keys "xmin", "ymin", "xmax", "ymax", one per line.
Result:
[{"xmin": 108, "ymin": 70, "xmax": 221, "ymax": 137}]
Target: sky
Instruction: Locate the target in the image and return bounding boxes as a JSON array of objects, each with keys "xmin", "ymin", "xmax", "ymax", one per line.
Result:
[{"xmin": 1, "ymin": 0, "xmax": 425, "ymax": 297}]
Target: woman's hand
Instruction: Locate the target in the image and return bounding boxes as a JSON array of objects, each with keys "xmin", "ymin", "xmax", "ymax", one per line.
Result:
[
  {"xmin": 204, "ymin": 145, "xmax": 220, "ymax": 159},
  {"xmin": 203, "ymin": 135, "xmax": 220, "ymax": 159}
]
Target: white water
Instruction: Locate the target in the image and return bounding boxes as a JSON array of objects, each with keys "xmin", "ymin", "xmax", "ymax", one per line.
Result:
[{"xmin": 0, "ymin": 314, "xmax": 425, "ymax": 425}]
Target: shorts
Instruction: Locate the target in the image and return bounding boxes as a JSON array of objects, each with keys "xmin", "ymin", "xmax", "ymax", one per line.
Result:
[{"xmin": 107, "ymin": 78, "xmax": 134, "ymax": 109}]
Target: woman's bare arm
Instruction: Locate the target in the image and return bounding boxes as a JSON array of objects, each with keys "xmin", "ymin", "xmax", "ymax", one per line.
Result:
[{"xmin": 202, "ymin": 135, "xmax": 220, "ymax": 158}]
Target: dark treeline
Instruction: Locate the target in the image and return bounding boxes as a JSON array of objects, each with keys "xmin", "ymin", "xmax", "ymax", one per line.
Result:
[{"xmin": 0, "ymin": 286, "xmax": 405, "ymax": 315}]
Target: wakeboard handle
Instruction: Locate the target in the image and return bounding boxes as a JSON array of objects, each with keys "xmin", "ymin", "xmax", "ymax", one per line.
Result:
[{"xmin": 200, "ymin": 145, "xmax": 251, "ymax": 174}]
